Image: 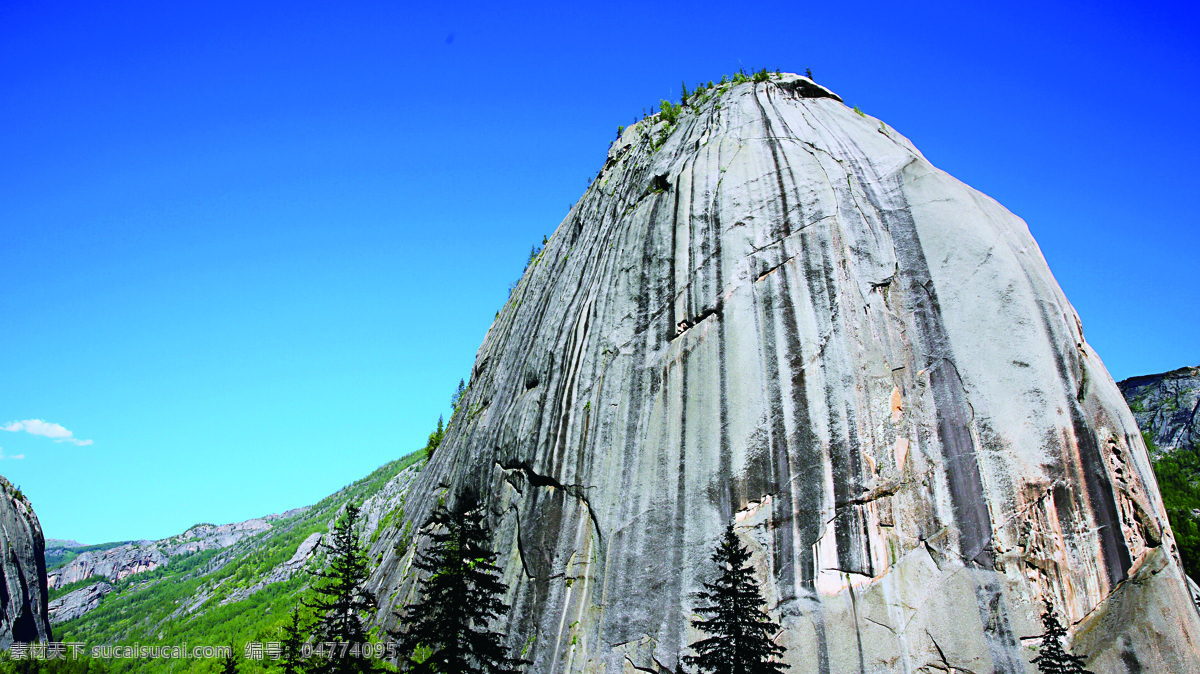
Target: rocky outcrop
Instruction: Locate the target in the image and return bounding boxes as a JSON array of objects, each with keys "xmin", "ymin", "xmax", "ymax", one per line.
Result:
[
  {"xmin": 0, "ymin": 476, "xmax": 51, "ymax": 647},
  {"xmin": 369, "ymin": 73, "xmax": 1200, "ymax": 671},
  {"xmin": 1119, "ymin": 365, "xmax": 1200, "ymax": 455},
  {"xmin": 47, "ymin": 582, "xmax": 112, "ymax": 624},
  {"xmin": 48, "ymin": 545, "xmax": 167, "ymax": 589},
  {"xmin": 217, "ymin": 532, "xmax": 322, "ymax": 606},
  {"xmin": 48, "ymin": 515, "xmax": 279, "ymax": 590}
]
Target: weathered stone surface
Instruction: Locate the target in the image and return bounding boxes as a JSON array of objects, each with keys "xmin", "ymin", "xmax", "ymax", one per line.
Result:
[
  {"xmin": 1119, "ymin": 365, "xmax": 1200, "ymax": 455},
  {"xmin": 47, "ymin": 582, "xmax": 112, "ymax": 625},
  {"xmin": 0, "ymin": 476, "xmax": 51, "ymax": 647},
  {"xmin": 369, "ymin": 73, "xmax": 1200, "ymax": 672},
  {"xmin": 47, "ymin": 515, "xmax": 280, "ymax": 590}
]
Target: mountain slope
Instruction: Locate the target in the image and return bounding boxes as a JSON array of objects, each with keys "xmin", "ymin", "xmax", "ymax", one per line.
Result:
[
  {"xmin": 1119, "ymin": 365, "xmax": 1200, "ymax": 455},
  {"xmin": 366, "ymin": 73, "xmax": 1200, "ymax": 672},
  {"xmin": 50, "ymin": 451, "xmax": 424, "ymax": 673}
]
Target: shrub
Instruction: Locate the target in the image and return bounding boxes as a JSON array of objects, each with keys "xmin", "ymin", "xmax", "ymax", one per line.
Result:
[{"xmin": 660, "ymin": 99, "xmax": 680, "ymax": 125}]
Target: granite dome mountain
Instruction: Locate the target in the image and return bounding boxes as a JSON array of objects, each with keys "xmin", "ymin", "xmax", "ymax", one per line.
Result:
[
  {"xmin": 365, "ymin": 72, "xmax": 1200, "ymax": 672},
  {"xmin": 20, "ymin": 72, "xmax": 1200, "ymax": 673}
]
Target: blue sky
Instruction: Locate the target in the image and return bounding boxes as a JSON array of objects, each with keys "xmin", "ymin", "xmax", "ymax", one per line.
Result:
[{"xmin": 1, "ymin": 0, "xmax": 1197, "ymax": 544}]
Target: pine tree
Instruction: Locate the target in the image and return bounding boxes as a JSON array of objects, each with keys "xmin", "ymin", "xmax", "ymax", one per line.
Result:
[
  {"xmin": 279, "ymin": 609, "xmax": 307, "ymax": 674},
  {"xmin": 451, "ymin": 379, "xmax": 467, "ymax": 413},
  {"xmin": 425, "ymin": 416, "xmax": 445, "ymax": 460},
  {"xmin": 392, "ymin": 495, "xmax": 527, "ymax": 673},
  {"xmin": 685, "ymin": 525, "xmax": 788, "ymax": 674},
  {"xmin": 1032, "ymin": 599, "xmax": 1093, "ymax": 673},
  {"xmin": 306, "ymin": 504, "xmax": 381, "ymax": 674},
  {"xmin": 220, "ymin": 644, "xmax": 239, "ymax": 674}
]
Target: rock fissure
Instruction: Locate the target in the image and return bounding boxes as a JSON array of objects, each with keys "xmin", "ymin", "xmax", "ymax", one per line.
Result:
[{"xmin": 494, "ymin": 461, "xmax": 602, "ymax": 547}]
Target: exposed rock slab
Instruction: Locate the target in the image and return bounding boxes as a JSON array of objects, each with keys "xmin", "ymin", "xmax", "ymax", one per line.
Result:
[
  {"xmin": 47, "ymin": 582, "xmax": 112, "ymax": 624},
  {"xmin": 1119, "ymin": 365, "xmax": 1200, "ymax": 455},
  {"xmin": 48, "ymin": 515, "xmax": 278, "ymax": 590},
  {"xmin": 370, "ymin": 74, "xmax": 1200, "ymax": 672},
  {"xmin": 0, "ymin": 476, "xmax": 51, "ymax": 647}
]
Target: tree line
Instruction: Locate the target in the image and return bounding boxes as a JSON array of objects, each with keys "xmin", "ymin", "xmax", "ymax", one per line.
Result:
[{"xmin": 2, "ymin": 498, "xmax": 1094, "ymax": 673}]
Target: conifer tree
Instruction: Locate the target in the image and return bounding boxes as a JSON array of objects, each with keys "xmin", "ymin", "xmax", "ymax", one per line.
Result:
[
  {"xmin": 1032, "ymin": 599, "xmax": 1093, "ymax": 674},
  {"xmin": 220, "ymin": 644, "xmax": 239, "ymax": 674},
  {"xmin": 306, "ymin": 504, "xmax": 381, "ymax": 674},
  {"xmin": 451, "ymin": 379, "xmax": 467, "ymax": 414},
  {"xmin": 278, "ymin": 609, "xmax": 307, "ymax": 674},
  {"xmin": 425, "ymin": 416, "xmax": 444, "ymax": 460},
  {"xmin": 685, "ymin": 524, "xmax": 788, "ymax": 674},
  {"xmin": 392, "ymin": 495, "xmax": 527, "ymax": 673}
]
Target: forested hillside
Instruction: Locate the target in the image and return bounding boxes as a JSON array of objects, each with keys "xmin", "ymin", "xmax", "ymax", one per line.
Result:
[{"xmin": 31, "ymin": 451, "xmax": 424, "ymax": 673}]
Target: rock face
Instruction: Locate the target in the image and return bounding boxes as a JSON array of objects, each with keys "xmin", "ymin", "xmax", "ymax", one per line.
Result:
[
  {"xmin": 1119, "ymin": 365, "xmax": 1200, "ymax": 455},
  {"xmin": 47, "ymin": 516, "xmax": 277, "ymax": 590},
  {"xmin": 369, "ymin": 74, "xmax": 1200, "ymax": 672},
  {"xmin": 0, "ymin": 476, "xmax": 52, "ymax": 647},
  {"xmin": 47, "ymin": 582, "xmax": 112, "ymax": 625}
]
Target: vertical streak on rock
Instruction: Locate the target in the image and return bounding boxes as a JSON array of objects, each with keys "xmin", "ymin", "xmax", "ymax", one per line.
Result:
[
  {"xmin": 752, "ymin": 85, "xmax": 792, "ymax": 238},
  {"xmin": 670, "ymin": 347, "xmax": 690, "ymax": 666},
  {"xmin": 1031, "ymin": 298, "xmax": 1132, "ymax": 587},
  {"xmin": 750, "ymin": 90, "xmax": 831, "ymax": 669},
  {"xmin": 705, "ymin": 146, "xmax": 738, "ymax": 518},
  {"xmin": 858, "ymin": 164, "xmax": 993, "ymax": 567},
  {"xmin": 779, "ymin": 269, "xmax": 833, "ymax": 674},
  {"xmin": 754, "ymin": 279, "xmax": 797, "ymax": 590},
  {"xmin": 973, "ymin": 577, "xmax": 1024, "ymax": 672},
  {"xmin": 808, "ymin": 231, "xmax": 870, "ymax": 577}
]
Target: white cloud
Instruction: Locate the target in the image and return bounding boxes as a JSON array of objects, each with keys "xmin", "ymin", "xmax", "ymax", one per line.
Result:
[
  {"xmin": 0, "ymin": 448, "xmax": 25, "ymax": 460},
  {"xmin": 2, "ymin": 419, "xmax": 92, "ymax": 446}
]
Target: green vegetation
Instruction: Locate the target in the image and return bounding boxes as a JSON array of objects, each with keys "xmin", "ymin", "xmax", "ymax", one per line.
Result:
[
  {"xmin": 279, "ymin": 609, "xmax": 307, "ymax": 674},
  {"xmin": 52, "ymin": 453, "xmax": 423, "ymax": 674},
  {"xmin": 423, "ymin": 416, "xmax": 444, "ymax": 460},
  {"xmin": 853, "ymin": 105, "xmax": 866, "ymax": 116},
  {"xmin": 0, "ymin": 653, "xmax": 113, "ymax": 673},
  {"xmin": 1150, "ymin": 437, "xmax": 1200, "ymax": 580},
  {"xmin": 685, "ymin": 524, "xmax": 788, "ymax": 673},
  {"xmin": 392, "ymin": 495, "xmax": 527, "ymax": 673},
  {"xmin": 219, "ymin": 646, "xmax": 241, "ymax": 674},
  {"xmin": 305, "ymin": 504, "xmax": 382, "ymax": 673},
  {"xmin": 623, "ymin": 69, "xmax": 799, "ymax": 154},
  {"xmin": 46, "ymin": 541, "xmax": 137, "ymax": 572},
  {"xmin": 1031, "ymin": 599, "xmax": 1093, "ymax": 673},
  {"xmin": 659, "ymin": 99, "xmax": 681, "ymax": 126},
  {"xmin": 48, "ymin": 578, "xmax": 107, "ymax": 602}
]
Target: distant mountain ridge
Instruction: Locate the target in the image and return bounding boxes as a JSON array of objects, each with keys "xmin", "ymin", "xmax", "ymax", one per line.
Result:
[
  {"xmin": 46, "ymin": 539, "xmax": 138, "ymax": 572},
  {"xmin": 48, "ymin": 450, "xmax": 424, "ymax": 672},
  {"xmin": 1119, "ymin": 365, "xmax": 1200, "ymax": 454}
]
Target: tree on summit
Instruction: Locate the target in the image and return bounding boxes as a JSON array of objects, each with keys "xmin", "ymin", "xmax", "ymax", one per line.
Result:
[
  {"xmin": 392, "ymin": 494, "xmax": 527, "ymax": 673},
  {"xmin": 685, "ymin": 524, "xmax": 788, "ymax": 674}
]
